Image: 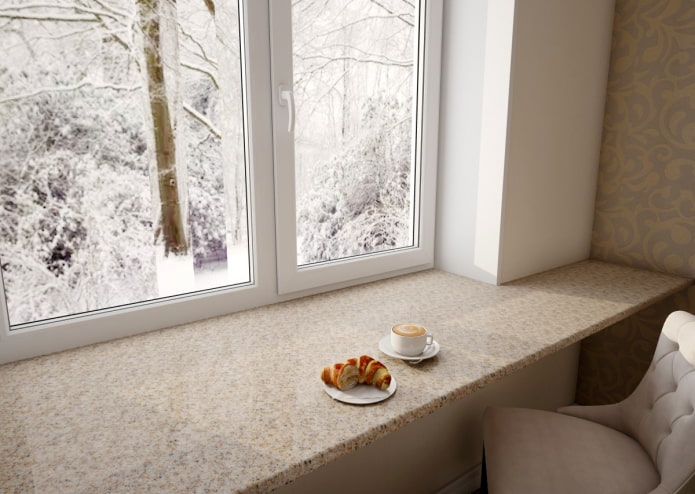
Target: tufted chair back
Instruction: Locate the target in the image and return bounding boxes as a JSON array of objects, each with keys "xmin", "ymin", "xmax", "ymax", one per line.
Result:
[
  {"xmin": 560, "ymin": 310, "xmax": 695, "ymax": 494},
  {"xmin": 621, "ymin": 311, "xmax": 695, "ymax": 493}
]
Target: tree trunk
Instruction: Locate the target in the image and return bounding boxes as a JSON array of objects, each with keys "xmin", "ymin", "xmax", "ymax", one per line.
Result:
[
  {"xmin": 214, "ymin": 2, "xmax": 245, "ymax": 247},
  {"xmin": 137, "ymin": 0, "xmax": 187, "ymax": 256}
]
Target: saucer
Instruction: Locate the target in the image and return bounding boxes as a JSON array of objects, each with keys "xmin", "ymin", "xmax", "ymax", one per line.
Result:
[{"xmin": 378, "ymin": 336, "xmax": 440, "ymax": 363}]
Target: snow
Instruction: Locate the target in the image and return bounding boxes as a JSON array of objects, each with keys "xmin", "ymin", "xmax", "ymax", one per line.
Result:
[
  {"xmin": 0, "ymin": 0, "xmax": 416, "ymax": 325},
  {"xmin": 156, "ymin": 248, "xmax": 195, "ymax": 297},
  {"xmin": 193, "ymin": 244, "xmax": 250, "ymax": 290}
]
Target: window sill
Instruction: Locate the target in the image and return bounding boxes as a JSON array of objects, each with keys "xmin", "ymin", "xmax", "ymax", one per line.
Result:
[{"xmin": 0, "ymin": 260, "xmax": 690, "ymax": 493}]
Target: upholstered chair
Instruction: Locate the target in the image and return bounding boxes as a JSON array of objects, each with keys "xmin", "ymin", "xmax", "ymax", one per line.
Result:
[{"xmin": 481, "ymin": 310, "xmax": 695, "ymax": 494}]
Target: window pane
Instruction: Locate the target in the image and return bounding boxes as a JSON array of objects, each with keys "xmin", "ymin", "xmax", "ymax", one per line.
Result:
[
  {"xmin": 292, "ymin": 0, "xmax": 418, "ymax": 265},
  {"xmin": 0, "ymin": 0, "xmax": 249, "ymax": 327}
]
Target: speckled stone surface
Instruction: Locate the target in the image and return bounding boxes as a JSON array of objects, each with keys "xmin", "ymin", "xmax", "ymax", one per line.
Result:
[{"xmin": 0, "ymin": 260, "xmax": 691, "ymax": 493}]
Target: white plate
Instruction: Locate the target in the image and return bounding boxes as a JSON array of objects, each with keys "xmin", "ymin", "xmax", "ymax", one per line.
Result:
[
  {"xmin": 378, "ymin": 336, "xmax": 440, "ymax": 362},
  {"xmin": 323, "ymin": 376, "xmax": 397, "ymax": 405}
]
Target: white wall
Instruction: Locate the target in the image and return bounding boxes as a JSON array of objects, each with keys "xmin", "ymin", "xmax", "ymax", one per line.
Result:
[
  {"xmin": 435, "ymin": 0, "xmax": 615, "ymax": 285},
  {"xmin": 434, "ymin": 0, "xmax": 494, "ymax": 283},
  {"xmin": 498, "ymin": 0, "xmax": 615, "ymax": 283}
]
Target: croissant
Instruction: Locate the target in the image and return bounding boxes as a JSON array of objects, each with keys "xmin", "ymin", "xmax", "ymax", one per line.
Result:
[
  {"xmin": 321, "ymin": 355, "xmax": 391, "ymax": 391},
  {"xmin": 321, "ymin": 358, "xmax": 359, "ymax": 391},
  {"xmin": 357, "ymin": 355, "xmax": 392, "ymax": 390}
]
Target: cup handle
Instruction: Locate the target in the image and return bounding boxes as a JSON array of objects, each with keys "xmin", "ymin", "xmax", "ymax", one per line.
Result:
[{"xmin": 425, "ymin": 334, "xmax": 433, "ymax": 347}]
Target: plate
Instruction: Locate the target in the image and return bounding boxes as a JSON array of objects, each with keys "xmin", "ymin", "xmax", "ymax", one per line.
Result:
[
  {"xmin": 378, "ymin": 336, "xmax": 440, "ymax": 363},
  {"xmin": 323, "ymin": 376, "xmax": 397, "ymax": 405}
]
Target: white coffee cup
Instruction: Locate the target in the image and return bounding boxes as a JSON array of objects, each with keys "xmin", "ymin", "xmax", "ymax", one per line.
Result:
[{"xmin": 391, "ymin": 323, "xmax": 433, "ymax": 356}]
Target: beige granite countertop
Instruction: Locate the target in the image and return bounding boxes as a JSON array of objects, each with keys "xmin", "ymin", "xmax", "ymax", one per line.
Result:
[{"xmin": 0, "ymin": 260, "xmax": 691, "ymax": 493}]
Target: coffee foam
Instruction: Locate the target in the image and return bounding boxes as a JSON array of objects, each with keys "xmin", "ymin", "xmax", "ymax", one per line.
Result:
[{"xmin": 392, "ymin": 324, "xmax": 426, "ymax": 337}]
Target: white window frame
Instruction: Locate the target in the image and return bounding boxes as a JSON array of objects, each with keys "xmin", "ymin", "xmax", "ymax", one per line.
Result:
[
  {"xmin": 0, "ymin": 0, "xmax": 442, "ymax": 365},
  {"xmin": 269, "ymin": 0, "xmax": 443, "ymax": 294}
]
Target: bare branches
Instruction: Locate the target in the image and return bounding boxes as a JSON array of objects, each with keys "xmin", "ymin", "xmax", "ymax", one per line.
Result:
[
  {"xmin": 183, "ymin": 103, "xmax": 221, "ymax": 139},
  {"xmin": 296, "ymin": 53, "xmax": 412, "ymax": 73},
  {"xmin": 178, "ymin": 23, "xmax": 219, "ymax": 88},
  {"xmin": 1, "ymin": 3, "xmax": 127, "ymax": 20},
  {"xmin": 296, "ymin": 41, "xmax": 413, "ymax": 73},
  {"xmin": 0, "ymin": 81, "xmax": 141, "ymax": 105},
  {"xmin": 368, "ymin": 0, "xmax": 414, "ymax": 27},
  {"xmin": 311, "ymin": 13, "xmax": 413, "ymax": 39},
  {"xmin": 179, "ymin": 24, "xmax": 218, "ymax": 69},
  {"xmin": 0, "ymin": 3, "xmax": 125, "ymax": 23},
  {"xmin": 181, "ymin": 61, "xmax": 219, "ymax": 89},
  {"xmin": 0, "ymin": 2, "xmax": 133, "ymax": 52},
  {"xmin": 26, "ymin": 24, "xmax": 101, "ymax": 42},
  {"xmin": 85, "ymin": 0, "xmax": 132, "ymax": 19},
  {"xmin": 74, "ymin": 0, "xmax": 132, "ymax": 50},
  {"xmin": 0, "ymin": 12, "xmax": 99, "ymax": 23}
]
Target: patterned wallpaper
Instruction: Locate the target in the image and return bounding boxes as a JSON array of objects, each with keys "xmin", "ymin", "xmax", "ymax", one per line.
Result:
[
  {"xmin": 578, "ymin": 0, "xmax": 695, "ymax": 404},
  {"xmin": 575, "ymin": 285, "xmax": 695, "ymax": 404},
  {"xmin": 591, "ymin": 0, "xmax": 695, "ymax": 279}
]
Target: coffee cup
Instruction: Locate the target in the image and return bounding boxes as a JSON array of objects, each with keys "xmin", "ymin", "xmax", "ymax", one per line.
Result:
[{"xmin": 391, "ymin": 323, "xmax": 433, "ymax": 356}]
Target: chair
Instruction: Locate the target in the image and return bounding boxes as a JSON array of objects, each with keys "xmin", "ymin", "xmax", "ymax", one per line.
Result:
[{"xmin": 481, "ymin": 310, "xmax": 695, "ymax": 494}]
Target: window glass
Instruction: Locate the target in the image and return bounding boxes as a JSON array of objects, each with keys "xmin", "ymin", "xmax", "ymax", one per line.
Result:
[
  {"xmin": 0, "ymin": 0, "xmax": 441, "ymax": 363},
  {"xmin": 0, "ymin": 0, "xmax": 249, "ymax": 327},
  {"xmin": 291, "ymin": 0, "xmax": 418, "ymax": 265}
]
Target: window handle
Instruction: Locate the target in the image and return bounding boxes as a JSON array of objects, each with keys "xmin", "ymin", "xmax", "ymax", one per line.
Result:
[{"xmin": 278, "ymin": 85, "xmax": 295, "ymax": 133}]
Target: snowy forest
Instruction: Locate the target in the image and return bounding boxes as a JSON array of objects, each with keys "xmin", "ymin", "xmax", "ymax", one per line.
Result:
[
  {"xmin": 0, "ymin": 0, "xmax": 417, "ymax": 326},
  {"xmin": 293, "ymin": 0, "xmax": 417, "ymax": 265}
]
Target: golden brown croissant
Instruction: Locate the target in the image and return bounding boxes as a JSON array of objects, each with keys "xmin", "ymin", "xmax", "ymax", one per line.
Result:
[
  {"xmin": 357, "ymin": 355, "xmax": 391, "ymax": 390},
  {"xmin": 321, "ymin": 355, "xmax": 391, "ymax": 391},
  {"xmin": 321, "ymin": 358, "xmax": 359, "ymax": 390}
]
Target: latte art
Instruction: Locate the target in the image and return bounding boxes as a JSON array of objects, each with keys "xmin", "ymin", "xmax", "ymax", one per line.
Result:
[{"xmin": 392, "ymin": 324, "xmax": 426, "ymax": 337}]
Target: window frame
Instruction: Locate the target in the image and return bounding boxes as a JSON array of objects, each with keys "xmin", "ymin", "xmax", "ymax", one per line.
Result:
[
  {"xmin": 0, "ymin": 0, "xmax": 443, "ymax": 365},
  {"xmin": 269, "ymin": 0, "xmax": 443, "ymax": 294}
]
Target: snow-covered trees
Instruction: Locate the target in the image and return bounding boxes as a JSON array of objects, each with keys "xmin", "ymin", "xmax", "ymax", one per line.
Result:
[
  {"xmin": 0, "ymin": 81, "xmax": 156, "ymax": 322},
  {"xmin": 293, "ymin": 0, "xmax": 416, "ymax": 264},
  {"xmin": 0, "ymin": 0, "xmax": 417, "ymax": 325},
  {"xmin": 297, "ymin": 95, "xmax": 413, "ymax": 264},
  {"xmin": 0, "ymin": 0, "xmax": 245, "ymax": 324}
]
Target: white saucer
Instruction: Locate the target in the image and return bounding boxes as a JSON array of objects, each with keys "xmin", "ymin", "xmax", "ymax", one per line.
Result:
[
  {"xmin": 323, "ymin": 377, "xmax": 397, "ymax": 405},
  {"xmin": 378, "ymin": 336, "xmax": 440, "ymax": 363}
]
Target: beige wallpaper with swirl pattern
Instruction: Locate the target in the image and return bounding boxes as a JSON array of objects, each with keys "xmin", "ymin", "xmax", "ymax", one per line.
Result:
[
  {"xmin": 578, "ymin": 0, "xmax": 695, "ymax": 405},
  {"xmin": 591, "ymin": 0, "xmax": 695, "ymax": 279},
  {"xmin": 576, "ymin": 285, "xmax": 695, "ymax": 404}
]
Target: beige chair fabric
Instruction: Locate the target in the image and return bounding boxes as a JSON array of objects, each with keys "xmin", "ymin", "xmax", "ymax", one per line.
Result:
[{"xmin": 482, "ymin": 310, "xmax": 695, "ymax": 494}]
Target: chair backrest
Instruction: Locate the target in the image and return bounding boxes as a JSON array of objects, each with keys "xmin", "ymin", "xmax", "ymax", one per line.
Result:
[{"xmin": 619, "ymin": 310, "xmax": 695, "ymax": 494}]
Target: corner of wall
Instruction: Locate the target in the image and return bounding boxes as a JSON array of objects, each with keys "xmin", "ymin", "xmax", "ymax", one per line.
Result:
[{"xmin": 436, "ymin": 0, "xmax": 615, "ymax": 286}]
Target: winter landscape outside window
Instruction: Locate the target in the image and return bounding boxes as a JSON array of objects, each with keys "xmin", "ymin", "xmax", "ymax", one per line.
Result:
[
  {"xmin": 0, "ymin": 0, "xmax": 250, "ymax": 327},
  {"xmin": 0, "ymin": 0, "xmax": 441, "ymax": 361},
  {"xmin": 292, "ymin": 0, "xmax": 418, "ymax": 266},
  {"xmin": 271, "ymin": 0, "xmax": 437, "ymax": 294}
]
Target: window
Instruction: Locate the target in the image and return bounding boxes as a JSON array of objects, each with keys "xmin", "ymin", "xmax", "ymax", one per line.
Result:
[
  {"xmin": 0, "ymin": 0, "xmax": 251, "ymax": 329},
  {"xmin": 271, "ymin": 0, "xmax": 441, "ymax": 292},
  {"xmin": 0, "ymin": 0, "xmax": 442, "ymax": 363}
]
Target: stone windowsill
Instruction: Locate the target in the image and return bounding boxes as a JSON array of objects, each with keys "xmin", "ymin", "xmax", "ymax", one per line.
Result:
[{"xmin": 0, "ymin": 260, "xmax": 691, "ymax": 493}]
